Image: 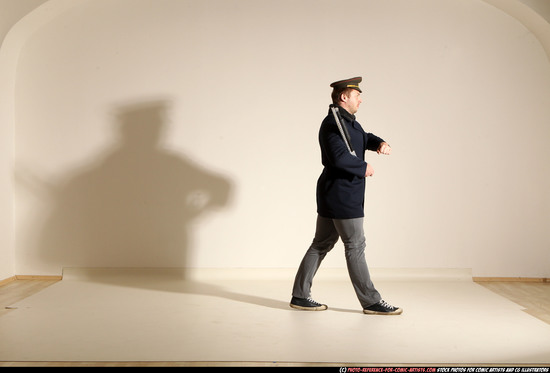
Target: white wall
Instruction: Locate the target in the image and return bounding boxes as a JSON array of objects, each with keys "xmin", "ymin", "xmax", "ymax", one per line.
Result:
[
  {"xmin": 0, "ymin": 0, "xmax": 49, "ymax": 280},
  {"xmin": 0, "ymin": 31, "xmax": 14, "ymax": 280},
  {"xmin": 4, "ymin": 0, "xmax": 550, "ymax": 277}
]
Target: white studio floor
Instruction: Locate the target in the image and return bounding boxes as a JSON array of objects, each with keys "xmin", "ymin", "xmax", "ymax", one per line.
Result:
[{"xmin": 1, "ymin": 268, "xmax": 550, "ymax": 366}]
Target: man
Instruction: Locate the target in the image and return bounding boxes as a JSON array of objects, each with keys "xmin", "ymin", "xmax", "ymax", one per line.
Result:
[{"xmin": 290, "ymin": 77, "xmax": 402, "ymax": 315}]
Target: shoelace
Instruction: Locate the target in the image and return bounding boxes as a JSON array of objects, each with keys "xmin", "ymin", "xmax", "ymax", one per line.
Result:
[
  {"xmin": 379, "ymin": 300, "xmax": 396, "ymax": 310},
  {"xmin": 307, "ymin": 297, "xmax": 322, "ymax": 306}
]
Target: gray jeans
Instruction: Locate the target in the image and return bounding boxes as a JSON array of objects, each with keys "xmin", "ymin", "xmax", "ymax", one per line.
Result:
[{"xmin": 292, "ymin": 215, "xmax": 381, "ymax": 308}]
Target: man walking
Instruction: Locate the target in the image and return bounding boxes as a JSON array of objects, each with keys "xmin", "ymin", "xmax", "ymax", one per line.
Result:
[{"xmin": 290, "ymin": 77, "xmax": 402, "ymax": 315}]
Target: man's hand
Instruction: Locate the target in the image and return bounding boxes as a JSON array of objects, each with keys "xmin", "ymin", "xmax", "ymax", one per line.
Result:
[
  {"xmin": 365, "ymin": 163, "xmax": 374, "ymax": 177},
  {"xmin": 377, "ymin": 142, "xmax": 391, "ymax": 155}
]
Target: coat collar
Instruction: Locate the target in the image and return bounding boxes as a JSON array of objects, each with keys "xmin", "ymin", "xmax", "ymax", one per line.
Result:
[
  {"xmin": 327, "ymin": 105, "xmax": 357, "ymax": 124},
  {"xmin": 337, "ymin": 106, "xmax": 356, "ymax": 122}
]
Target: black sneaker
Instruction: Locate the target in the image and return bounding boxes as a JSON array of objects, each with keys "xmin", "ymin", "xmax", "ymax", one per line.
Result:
[
  {"xmin": 363, "ymin": 300, "xmax": 403, "ymax": 315},
  {"xmin": 289, "ymin": 296, "xmax": 328, "ymax": 311}
]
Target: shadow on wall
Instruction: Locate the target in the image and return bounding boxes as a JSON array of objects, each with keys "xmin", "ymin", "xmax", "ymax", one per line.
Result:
[
  {"xmin": 29, "ymin": 100, "xmax": 233, "ymax": 274},
  {"xmin": 17, "ymin": 101, "xmax": 293, "ymax": 310}
]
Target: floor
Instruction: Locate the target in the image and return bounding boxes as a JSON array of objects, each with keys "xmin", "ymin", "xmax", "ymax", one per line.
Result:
[
  {"xmin": 476, "ymin": 281, "xmax": 550, "ymax": 326},
  {"xmin": 1, "ymin": 268, "xmax": 550, "ymax": 367}
]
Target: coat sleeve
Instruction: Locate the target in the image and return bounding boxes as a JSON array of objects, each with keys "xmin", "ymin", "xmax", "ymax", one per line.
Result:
[
  {"xmin": 364, "ymin": 132, "xmax": 385, "ymax": 152},
  {"xmin": 319, "ymin": 119, "xmax": 367, "ymax": 178}
]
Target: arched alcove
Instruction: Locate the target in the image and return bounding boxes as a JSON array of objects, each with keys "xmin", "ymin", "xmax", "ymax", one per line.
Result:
[{"xmin": 2, "ymin": 0, "xmax": 549, "ymax": 278}]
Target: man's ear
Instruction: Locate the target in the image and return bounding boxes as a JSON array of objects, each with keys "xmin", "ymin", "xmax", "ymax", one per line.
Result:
[{"xmin": 339, "ymin": 92, "xmax": 348, "ymax": 103}]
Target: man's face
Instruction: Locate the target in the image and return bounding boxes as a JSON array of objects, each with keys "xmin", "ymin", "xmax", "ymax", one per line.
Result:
[{"xmin": 340, "ymin": 89, "xmax": 362, "ymax": 114}]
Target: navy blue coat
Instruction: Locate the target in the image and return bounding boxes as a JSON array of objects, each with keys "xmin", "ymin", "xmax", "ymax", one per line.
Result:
[{"xmin": 316, "ymin": 106, "xmax": 385, "ymax": 219}]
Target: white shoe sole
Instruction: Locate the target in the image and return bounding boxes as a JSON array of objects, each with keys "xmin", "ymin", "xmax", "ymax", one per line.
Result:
[
  {"xmin": 363, "ymin": 307, "xmax": 403, "ymax": 315},
  {"xmin": 289, "ymin": 303, "xmax": 328, "ymax": 311}
]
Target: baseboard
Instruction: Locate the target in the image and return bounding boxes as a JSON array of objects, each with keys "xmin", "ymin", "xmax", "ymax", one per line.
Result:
[
  {"xmin": 3, "ymin": 271, "xmax": 548, "ymax": 284},
  {"xmin": 0, "ymin": 275, "xmax": 63, "ymax": 285},
  {"xmin": 15, "ymin": 275, "xmax": 63, "ymax": 281},
  {"xmin": 60, "ymin": 267, "xmax": 475, "ymax": 282},
  {"xmin": 473, "ymin": 277, "xmax": 549, "ymax": 283},
  {"xmin": 0, "ymin": 276, "xmax": 16, "ymax": 286}
]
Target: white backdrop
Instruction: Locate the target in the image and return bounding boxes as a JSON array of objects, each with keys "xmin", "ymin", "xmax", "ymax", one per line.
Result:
[{"xmin": 6, "ymin": 0, "xmax": 550, "ymax": 277}]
